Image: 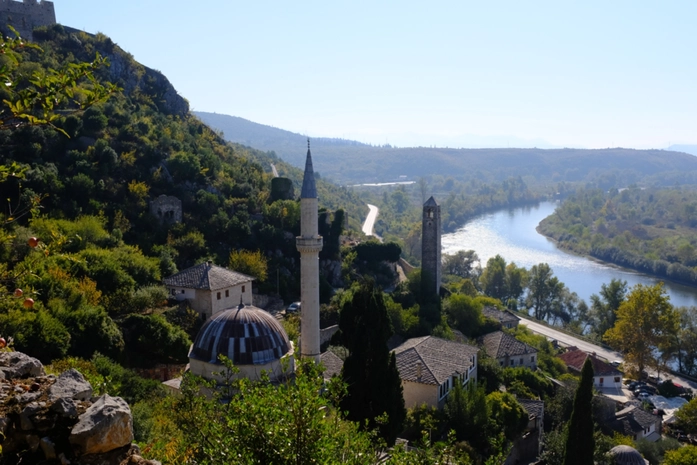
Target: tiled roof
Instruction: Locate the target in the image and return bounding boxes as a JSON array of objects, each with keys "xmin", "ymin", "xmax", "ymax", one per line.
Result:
[
  {"xmin": 393, "ymin": 336, "xmax": 478, "ymax": 386},
  {"xmin": 610, "ymin": 406, "xmax": 659, "ymax": 436},
  {"xmin": 482, "ymin": 306, "xmax": 520, "ymax": 324},
  {"xmin": 519, "ymin": 399, "xmax": 544, "ymax": 419},
  {"xmin": 163, "ymin": 261, "xmax": 254, "ymax": 291},
  {"xmin": 478, "ymin": 331, "xmax": 537, "ymax": 359},
  {"xmin": 557, "ymin": 349, "xmax": 621, "ymax": 377},
  {"xmin": 320, "ymin": 351, "xmax": 344, "ymax": 379}
]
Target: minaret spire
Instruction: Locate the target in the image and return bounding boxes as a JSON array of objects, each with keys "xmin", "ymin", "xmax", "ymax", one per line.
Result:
[
  {"xmin": 297, "ymin": 140, "xmax": 323, "ymax": 363},
  {"xmin": 301, "ymin": 138, "xmax": 317, "ymax": 199}
]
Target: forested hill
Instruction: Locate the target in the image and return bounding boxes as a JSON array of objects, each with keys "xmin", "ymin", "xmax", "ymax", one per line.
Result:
[
  {"xmin": 0, "ymin": 24, "xmax": 367, "ymax": 366},
  {"xmin": 196, "ymin": 112, "xmax": 697, "ymax": 188}
]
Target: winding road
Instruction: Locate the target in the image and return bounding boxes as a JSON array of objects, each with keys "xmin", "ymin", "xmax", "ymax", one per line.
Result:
[{"xmin": 362, "ymin": 204, "xmax": 380, "ymax": 237}]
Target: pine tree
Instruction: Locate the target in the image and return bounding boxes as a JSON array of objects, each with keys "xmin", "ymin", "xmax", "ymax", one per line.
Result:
[
  {"xmin": 339, "ymin": 279, "xmax": 406, "ymax": 444},
  {"xmin": 563, "ymin": 357, "xmax": 595, "ymax": 465}
]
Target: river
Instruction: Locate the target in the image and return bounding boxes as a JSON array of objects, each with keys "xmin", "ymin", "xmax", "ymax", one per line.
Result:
[{"xmin": 441, "ymin": 201, "xmax": 697, "ymax": 308}]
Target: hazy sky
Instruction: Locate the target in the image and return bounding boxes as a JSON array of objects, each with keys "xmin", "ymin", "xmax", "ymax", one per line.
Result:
[{"xmin": 56, "ymin": 1, "xmax": 696, "ymax": 149}]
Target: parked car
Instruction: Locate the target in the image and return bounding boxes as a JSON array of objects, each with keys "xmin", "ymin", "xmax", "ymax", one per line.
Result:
[
  {"xmin": 610, "ymin": 360, "xmax": 622, "ymax": 367},
  {"xmin": 286, "ymin": 302, "xmax": 301, "ymax": 313}
]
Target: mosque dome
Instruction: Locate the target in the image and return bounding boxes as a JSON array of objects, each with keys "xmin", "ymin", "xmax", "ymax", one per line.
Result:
[
  {"xmin": 608, "ymin": 445, "xmax": 649, "ymax": 465},
  {"xmin": 189, "ymin": 304, "xmax": 291, "ymax": 367}
]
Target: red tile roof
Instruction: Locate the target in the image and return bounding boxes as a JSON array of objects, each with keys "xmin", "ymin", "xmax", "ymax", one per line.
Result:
[{"xmin": 558, "ymin": 349, "xmax": 621, "ymax": 377}]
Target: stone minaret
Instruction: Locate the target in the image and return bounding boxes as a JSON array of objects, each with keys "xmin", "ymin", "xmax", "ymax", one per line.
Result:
[
  {"xmin": 296, "ymin": 139, "xmax": 323, "ymax": 362},
  {"xmin": 421, "ymin": 196, "xmax": 441, "ymax": 297}
]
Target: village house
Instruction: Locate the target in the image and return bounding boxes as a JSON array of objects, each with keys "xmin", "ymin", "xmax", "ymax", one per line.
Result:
[
  {"xmin": 478, "ymin": 331, "xmax": 538, "ymax": 369},
  {"xmin": 607, "ymin": 404, "xmax": 662, "ymax": 442},
  {"xmin": 163, "ymin": 261, "xmax": 254, "ymax": 320},
  {"xmin": 558, "ymin": 348, "xmax": 623, "ymax": 389},
  {"xmin": 482, "ymin": 306, "xmax": 520, "ymax": 329},
  {"xmin": 392, "ymin": 336, "xmax": 479, "ymax": 409},
  {"xmin": 506, "ymin": 399, "xmax": 544, "ymax": 464}
]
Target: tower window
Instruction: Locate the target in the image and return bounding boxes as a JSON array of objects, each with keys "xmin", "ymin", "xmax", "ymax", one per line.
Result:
[{"xmin": 428, "ymin": 211, "xmax": 433, "ymax": 218}]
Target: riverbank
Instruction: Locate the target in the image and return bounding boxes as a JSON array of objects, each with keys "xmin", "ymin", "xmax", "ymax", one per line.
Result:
[
  {"xmin": 537, "ymin": 217, "xmax": 697, "ymax": 289},
  {"xmin": 441, "ymin": 202, "xmax": 697, "ymax": 308}
]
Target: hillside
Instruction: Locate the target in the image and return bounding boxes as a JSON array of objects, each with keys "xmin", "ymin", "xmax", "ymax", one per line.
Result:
[
  {"xmin": 0, "ymin": 25, "xmax": 367, "ymax": 367},
  {"xmin": 196, "ymin": 112, "xmax": 697, "ymax": 188}
]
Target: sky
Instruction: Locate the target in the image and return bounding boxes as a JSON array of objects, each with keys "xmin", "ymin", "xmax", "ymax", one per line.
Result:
[{"xmin": 55, "ymin": 1, "xmax": 697, "ymax": 150}]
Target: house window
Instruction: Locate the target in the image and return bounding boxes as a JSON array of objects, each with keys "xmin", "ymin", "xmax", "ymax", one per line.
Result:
[
  {"xmin": 510, "ymin": 360, "xmax": 514, "ymax": 366},
  {"xmin": 181, "ymin": 290, "xmax": 185, "ymax": 294},
  {"xmin": 531, "ymin": 356, "xmax": 535, "ymax": 363},
  {"xmin": 242, "ymin": 285, "xmax": 246, "ymax": 293},
  {"xmin": 500, "ymin": 361, "xmax": 503, "ymax": 366},
  {"xmin": 217, "ymin": 292, "xmax": 221, "ymax": 300},
  {"xmin": 225, "ymin": 290, "xmax": 229, "ymax": 298},
  {"xmin": 171, "ymin": 289, "xmax": 175, "ymax": 296},
  {"xmin": 614, "ymin": 376, "xmax": 620, "ymax": 383},
  {"xmin": 520, "ymin": 358, "xmax": 523, "ymax": 365},
  {"xmin": 599, "ymin": 377, "xmax": 604, "ymax": 385}
]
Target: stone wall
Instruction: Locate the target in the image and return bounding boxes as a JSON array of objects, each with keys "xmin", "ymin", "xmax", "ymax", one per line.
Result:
[
  {"xmin": 0, "ymin": 0, "xmax": 56, "ymax": 41},
  {"xmin": 0, "ymin": 351, "xmax": 159, "ymax": 464}
]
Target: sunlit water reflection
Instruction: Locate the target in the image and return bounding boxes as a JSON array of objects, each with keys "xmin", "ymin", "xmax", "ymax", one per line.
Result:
[{"xmin": 441, "ymin": 202, "xmax": 697, "ymax": 307}]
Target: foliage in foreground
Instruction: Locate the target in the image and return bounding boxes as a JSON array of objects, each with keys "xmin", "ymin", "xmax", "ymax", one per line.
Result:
[{"xmin": 145, "ymin": 358, "xmax": 471, "ymax": 464}]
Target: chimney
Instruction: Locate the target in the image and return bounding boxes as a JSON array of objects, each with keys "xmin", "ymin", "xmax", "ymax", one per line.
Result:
[{"xmin": 416, "ymin": 362, "xmax": 422, "ymax": 380}]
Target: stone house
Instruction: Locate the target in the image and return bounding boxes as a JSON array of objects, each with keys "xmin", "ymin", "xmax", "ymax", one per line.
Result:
[
  {"xmin": 163, "ymin": 261, "xmax": 254, "ymax": 320},
  {"xmin": 482, "ymin": 306, "xmax": 520, "ymax": 329},
  {"xmin": 392, "ymin": 336, "xmax": 478, "ymax": 409},
  {"xmin": 607, "ymin": 405, "xmax": 661, "ymax": 442},
  {"xmin": 506, "ymin": 399, "xmax": 544, "ymax": 464},
  {"xmin": 478, "ymin": 331, "xmax": 538, "ymax": 369},
  {"xmin": 558, "ymin": 349, "xmax": 623, "ymax": 389}
]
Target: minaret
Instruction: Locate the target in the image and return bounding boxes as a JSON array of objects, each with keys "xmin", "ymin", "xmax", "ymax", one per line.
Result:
[
  {"xmin": 421, "ymin": 196, "xmax": 441, "ymax": 298},
  {"xmin": 296, "ymin": 139, "xmax": 323, "ymax": 362}
]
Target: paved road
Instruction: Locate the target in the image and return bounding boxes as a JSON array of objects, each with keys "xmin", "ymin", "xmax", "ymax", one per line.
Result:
[
  {"xmin": 519, "ymin": 318, "xmax": 697, "ymax": 393},
  {"xmin": 362, "ymin": 204, "xmax": 380, "ymax": 237}
]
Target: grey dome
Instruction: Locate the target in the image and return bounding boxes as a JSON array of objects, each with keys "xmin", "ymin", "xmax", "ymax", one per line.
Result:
[
  {"xmin": 189, "ymin": 305, "xmax": 291, "ymax": 366},
  {"xmin": 608, "ymin": 445, "xmax": 648, "ymax": 465}
]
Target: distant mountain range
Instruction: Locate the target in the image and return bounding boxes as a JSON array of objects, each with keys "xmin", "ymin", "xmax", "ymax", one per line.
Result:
[
  {"xmin": 196, "ymin": 112, "xmax": 697, "ymax": 187},
  {"xmin": 667, "ymin": 145, "xmax": 697, "ymax": 157}
]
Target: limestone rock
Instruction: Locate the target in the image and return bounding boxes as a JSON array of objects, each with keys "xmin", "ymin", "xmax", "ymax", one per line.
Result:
[
  {"xmin": 50, "ymin": 397, "xmax": 78, "ymax": 419},
  {"xmin": 0, "ymin": 352, "xmax": 44, "ymax": 379},
  {"xmin": 49, "ymin": 368, "xmax": 93, "ymax": 401},
  {"xmin": 69, "ymin": 394, "xmax": 133, "ymax": 455}
]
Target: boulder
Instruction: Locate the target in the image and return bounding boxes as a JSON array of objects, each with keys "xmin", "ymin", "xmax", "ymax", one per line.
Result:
[
  {"xmin": 49, "ymin": 368, "xmax": 93, "ymax": 401},
  {"xmin": 50, "ymin": 397, "xmax": 78, "ymax": 419},
  {"xmin": 69, "ymin": 394, "xmax": 133, "ymax": 455},
  {"xmin": 0, "ymin": 352, "xmax": 44, "ymax": 379}
]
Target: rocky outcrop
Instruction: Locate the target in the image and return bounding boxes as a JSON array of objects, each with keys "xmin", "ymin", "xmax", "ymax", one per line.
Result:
[
  {"xmin": 70, "ymin": 395, "xmax": 133, "ymax": 455},
  {"xmin": 0, "ymin": 351, "xmax": 158, "ymax": 465}
]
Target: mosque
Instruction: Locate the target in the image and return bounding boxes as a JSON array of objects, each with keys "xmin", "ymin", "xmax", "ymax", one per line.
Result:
[{"xmin": 184, "ymin": 141, "xmax": 322, "ymax": 383}]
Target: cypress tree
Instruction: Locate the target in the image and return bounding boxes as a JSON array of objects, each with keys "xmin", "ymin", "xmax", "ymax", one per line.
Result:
[
  {"xmin": 339, "ymin": 279, "xmax": 406, "ymax": 444},
  {"xmin": 563, "ymin": 357, "xmax": 595, "ymax": 465}
]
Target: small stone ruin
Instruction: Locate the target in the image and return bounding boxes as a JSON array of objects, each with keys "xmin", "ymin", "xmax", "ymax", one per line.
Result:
[{"xmin": 149, "ymin": 194, "xmax": 182, "ymax": 224}]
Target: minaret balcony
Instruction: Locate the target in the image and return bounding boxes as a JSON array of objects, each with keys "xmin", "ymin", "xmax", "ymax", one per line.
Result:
[{"xmin": 296, "ymin": 236, "xmax": 323, "ymax": 253}]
